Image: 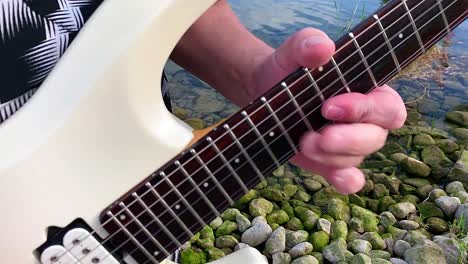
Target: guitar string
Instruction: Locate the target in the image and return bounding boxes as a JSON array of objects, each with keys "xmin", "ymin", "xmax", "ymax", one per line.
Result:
[
  {"xmin": 135, "ymin": 12, "xmax": 465, "ymax": 264},
  {"xmin": 62, "ymin": 2, "xmax": 457, "ymax": 262},
  {"xmin": 66, "ymin": 3, "xmax": 461, "ymax": 263}
]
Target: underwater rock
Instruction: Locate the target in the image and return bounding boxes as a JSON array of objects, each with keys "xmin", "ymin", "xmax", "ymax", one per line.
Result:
[{"xmin": 446, "ymin": 111, "xmax": 468, "ymax": 127}]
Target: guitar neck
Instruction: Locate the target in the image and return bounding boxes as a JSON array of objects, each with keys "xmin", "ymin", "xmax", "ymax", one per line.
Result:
[{"xmin": 100, "ymin": 0, "xmax": 467, "ymax": 262}]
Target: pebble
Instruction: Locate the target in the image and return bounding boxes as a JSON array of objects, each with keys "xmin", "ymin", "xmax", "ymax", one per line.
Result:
[
  {"xmin": 455, "ymin": 204, "xmax": 468, "ymax": 228},
  {"xmin": 398, "ymin": 220, "xmax": 420, "ymax": 230},
  {"xmin": 240, "ymin": 222, "xmax": 272, "ymax": 246},
  {"xmin": 291, "ymin": 255, "xmax": 319, "ymax": 264},
  {"xmin": 272, "ymin": 252, "xmax": 292, "ymax": 264},
  {"xmin": 234, "ymin": 243, "xmax": 250, "ymax": 251},
  {"xmin": 435, "ymin": 196, "xmax": 461, "ymax": 218},
  {"xmin": 446, "ymin": 181, "xmax": 466, "ymax": 195},
  {"xmin": 316, "ymin": 218, "xmax": 332, "ymax": 234},
  {"xmin": 265, "ymin": 227, "xmax": 286, "ymax": 255},
  {"xmin": 390, "ymin": 258, "xmax": 409, "ymax": 264},
  {"xmin": 394, "ymin": 240, "xmax": 411, "ymax": 257},
  {"xmin": 286, "ymin": 230, "xmax": 309, "ymax": 248},
  {"xmin": 288, "ymin": 242, "xmax": 313, "ymax": 258},
  {"xmin": 236, "ymin": 214, "xmax": 251, "ymax": 232},
  {"xmin": 350, "ymin": 239, "xmax": 372, "ymax": 254},
  {"xmin": 389, "ymin": 202, "xmax": 417, "ymax": 219}
]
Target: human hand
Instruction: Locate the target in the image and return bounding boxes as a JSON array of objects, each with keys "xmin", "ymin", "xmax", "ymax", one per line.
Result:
[{"xmin": 248, "ymin": 28, "xmax": 407, "ymax": 194}]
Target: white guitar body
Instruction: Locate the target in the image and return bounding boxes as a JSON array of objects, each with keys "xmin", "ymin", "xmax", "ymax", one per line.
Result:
[{"xmin": 0, "ymin": 0, "xmax": 267, "ymax": 263}]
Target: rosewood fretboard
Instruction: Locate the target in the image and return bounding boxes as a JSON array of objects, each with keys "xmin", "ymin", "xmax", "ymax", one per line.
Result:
[{"xmin": 99, "ymin": 0, "xmax": 467, "ymax": 262}]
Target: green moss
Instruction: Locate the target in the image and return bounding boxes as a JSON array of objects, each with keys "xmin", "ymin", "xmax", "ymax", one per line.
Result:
[
  {"xmin": 181, "ymin": 248, "xmax": 207, "ymax": 264},
  {"xmin": 309, "ymin": 231, "xmax": 330, "ymax": 252}
]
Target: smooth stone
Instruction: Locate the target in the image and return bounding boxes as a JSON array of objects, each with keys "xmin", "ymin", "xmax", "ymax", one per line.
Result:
[
  {"xmin": 322, "ymin": 238, "xmax": 349, "ymax": 263},
  {"xmin": 288, "ymin": 242, "xmax": 313, "ymax": 258},
  {"xmin": 380, "ymin": 211, "xmax": 398, "ymax": 228},
  {"xmin": 290, "ymin": 255, "xmax": 319, "ymax": 264},
  {"xmin": 272, "ymin": 252, "xmax": 292, "ymax": 264},
  {"xmin": 265, "ymin": 227, "xmax": 286, "ymax": 255},
  {"xmin": 370, "ymin": 250, "xmax": 391, "ymax": 260},
  {"xmin": 400, "ymin": 157, "xmax": 431, "ymax": 177},
  {"xmin": 435, "ymin": 196, "xmax": 461, "ymax": 217},
  {"xmin": 421, "ymin": 145, "xmax": 453, "ymax": 167},
  {"xmin": 446, "ymin": 111, "xmax": 468, "ymax": 126},
  {"xmin": 389, "ymin": 202, "xmax": 417, "ymax": 219},
  {"xmin": 398, "ymin": 220, "xmax": 419, "ymax": 230},
  {"xmin": 215, "ymin": 235, "xmax": 238, "ymax": 248},
  {"xmin": 404, "ymin": 240, "xmax": 447, "ymax": 264},
  {"xmin": 234, "ymin": 243, "xmax": 250, "ymax": 251},
  {"xmin": 390, "ymin": 258, "xmax": 409, "ymax": 264},
  {"xmin": 350, "ymin": 253, "xmax": 372, "ymax": 264},
  {"xmin": 394, "ymin": 240, "xmax": 411, "ymax": 257},
  {"xmin": 240, "ymin": 222, "xmax": 272, "ymax": 247},
  {"xmin": 446, "ymin": 181, "xmax": 466, "ymax": 195},
  {"xmin": 303, "ymin": 179, "xmax": 322, "ymax": 192},
  {"xmin": 236, "ymin": 213, "xmax": 251, "ymax": 232},
  {"xmin": 360, "ymin": 232, "xmax": 386, "ymax": 250},
  {"xmin": 286, "ymin": 230, "xmax": 309, "ymax": 248},
  {"xmin": 251, "ymin": 216, "xmax": 268, "ymax": 226},
  {"xmin": 249, "ymin": 198, "xmax": 273, "ymax": 217}
]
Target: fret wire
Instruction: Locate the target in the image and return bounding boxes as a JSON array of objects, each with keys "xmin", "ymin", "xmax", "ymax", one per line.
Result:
[
  {"xmin": 175, "ymin": 160, "xmax": 220, "ymax": 215},
  {"xmin": 132, "ymin": 193, "xmax": 183, "ymax": 248},
  {"xmin": 349, "ymin": 32, "xmax": 378, "ymax": 87},
  {"xmin": 206, "ymin": 137, "xmax": 249, "ymax": 193},
  {"xmin": 402, "ymin": 0, "xmax": 425, "ymax": 53},
  {"xmin": 241, "ymin": 110, "xmax": 282, "ymax": 168},
  {"xmin": 146, "ymin": 182, "xmax": 194, "ymax": 237},
  {"xmin": 330, "ymin": 57, "xmax": 351, "ymax": 93},
  {"xmin": 436, "ymin": 0, "xmax": 451, "ymax": 34},
  {"xmin": 119, "ymin": 202, "xmax": 170, "ymax": 257},
  {"xmin": 282, "ymin": 81, "xmax": 314, "ymax": 131},
  {"xmin": 159, "ymin": 172, "xmax": 206, "ymax": 226},
  {"xmin": 106, "ymin": 211, "xmax": 160, "ymax": 264},
  {"xmin": 64, "ymin": 3, "xmax": 457, "ymax": 262},
  {"xmin": 373, "ymin": 14, "xmax": 401, "ymax": 72},
  {"xmin": 190, "ymin": 149, "xmax": 235, "ymax": 205},
  {"xmin": 260, "ymin": 97, "xmax": 299, "ymax": 154},
  {"xmin": 303, "ymin": 68, "xmax": 325, "ymax": 102},
  {"xmin": 223, "ymin": 124, "xmax": 266, "ymax": 182}
]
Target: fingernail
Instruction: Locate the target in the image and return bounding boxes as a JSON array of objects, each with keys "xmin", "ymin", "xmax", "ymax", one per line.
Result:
[
  {"xmin": 324, "ymin": 105, "xmax": 344, "ymax": 119},
  {"xmin": 303, "ymin": 35, "xmax": 328, "ymax": 48}
]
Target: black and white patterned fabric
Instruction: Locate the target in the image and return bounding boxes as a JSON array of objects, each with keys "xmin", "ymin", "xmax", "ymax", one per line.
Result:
[{"xmin": 0, "ymin": 0, "xmax": 171, "ymax": 124}]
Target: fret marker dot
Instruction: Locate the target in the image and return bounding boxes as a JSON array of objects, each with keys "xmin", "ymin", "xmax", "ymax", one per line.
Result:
[
  {"xmin": 119, "ymin": 214, "xmax": 126, "ymax": 221},
  {"xmin": 269, "ymin": 131, "xmax": 275, "ymax": 137},
  {"xmin": 318, "ymin": 66, "xmax": 324, "ymax": 72},
  {"xmin": 234, "ymin": 158, "xmax": 240, "ymax": 163},
  {"xmin": 399, "ymin": 33, "xmax": 404, "ymax": 39},
  {"xmin": 175, "ymin": 204, "xmax": 181, "ymax": 210},
  {"xmin": 203, "ymin": 182, "xmax": 210, "ymax": 188},
  {"xmin": 154, "ymin": 251, "xmax": 160, "ymax": 256}
]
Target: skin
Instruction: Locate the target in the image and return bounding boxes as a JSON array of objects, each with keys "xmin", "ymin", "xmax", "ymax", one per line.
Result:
[{"xmin": 171, "ymin": 0, "xmax": 407, "ymax": 194}]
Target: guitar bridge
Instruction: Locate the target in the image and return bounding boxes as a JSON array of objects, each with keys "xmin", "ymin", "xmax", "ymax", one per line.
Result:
[{"xmin": 35, "ymin": 219, "xmax": 120, "ymax": 264}]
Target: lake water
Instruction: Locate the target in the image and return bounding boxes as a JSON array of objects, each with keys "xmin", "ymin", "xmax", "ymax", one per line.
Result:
[{"xmin": 165, "ymin": 0, "xmax": 467, "ymax": 130}]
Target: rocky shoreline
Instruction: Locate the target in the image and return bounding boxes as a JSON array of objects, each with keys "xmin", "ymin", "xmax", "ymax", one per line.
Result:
[{"xmin": 177, "ymin": 103, "xmax": 468, "ymax": 264}]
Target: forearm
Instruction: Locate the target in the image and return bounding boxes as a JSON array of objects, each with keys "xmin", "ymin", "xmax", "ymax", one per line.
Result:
[{"xmin": 170, "ymin": 0, "xmax": 273, "ymax": 106}]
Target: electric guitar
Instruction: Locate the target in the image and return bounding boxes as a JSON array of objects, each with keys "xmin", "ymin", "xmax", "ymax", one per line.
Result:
[{"xmin": 0, "ymin": 0, "xmax": 466, "ymax": 263}]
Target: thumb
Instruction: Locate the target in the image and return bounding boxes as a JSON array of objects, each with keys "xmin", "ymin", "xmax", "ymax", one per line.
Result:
[{"xmin": 273, "ymin": 28, "xmax": 335, "ymax": 76}]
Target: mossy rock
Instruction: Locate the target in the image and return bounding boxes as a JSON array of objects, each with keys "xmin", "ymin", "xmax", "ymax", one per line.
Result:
[
  {"xmin": 259, "ymin": 188, "xmax": 286, "ymax": 202},
  {"xmin": 266, "ymin": 210, "xmax": 290, "ymax": 225},
  {"xmin": 309, "ymin": 231, "xmax": 330, "ymax": 252},
  {"xmin": 181, "ymin": 248, "xmax": 207, "ymax": 264},
  {"xmin": 417, "ymin": 202, "xmax": 445, "ymax": 219},
  {"xmin": 351, "ymin": 205, "xmax": 380, "ymax": 232},
  {"xmin": 312, "ymin": 186, "xmax": 349, "ymax": 207},
  {"xmin": 327, "ymin": 198, "xmax": 351, "ymax": 222}
]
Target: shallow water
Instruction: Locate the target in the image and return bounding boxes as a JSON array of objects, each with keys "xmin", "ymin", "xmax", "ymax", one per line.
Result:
[{"xmin": 165, "ymin": 0, "xmax": 467, "ymax": 129}]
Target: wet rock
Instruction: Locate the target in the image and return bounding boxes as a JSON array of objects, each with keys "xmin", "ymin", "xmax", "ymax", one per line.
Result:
[
  {"xmin": 454, "ymin": 191, "xmax": 468, "ymax": 203},
  {"xmin": 412, "ymin": 134, "xmax": 435, "ymax": 149},
  {"xmin": 272, "ymin": 252, "xmax": 292, "ymax": 264},
  {"xmin": 317, "ymin": 218, "xmax": 332, "ymax": 234},
  {"xmin": 380, "ymin": 142, "xmax": 407, "ymax": 156},
  {"xmin": 215, "ymin": 235, "xmax": 238, "ymax": 248},
  {"xmin": 303, "ymin": 178, "xmax": 322, "ymax": 192},
  {"xmin": 249, "ymin": 198, "xmax": 274, "ymax": 217},
  {"xmin": 370, "ymin": 250, "xmax": 391, "ymax": 260},
  {"xmin": 327, "ymin": 198, "xmax": 351, "ymax": 222},
  {"xmin": 380, "ymin": 211, "xmax": 398, "ymax": 228},
  {"xmin": 390, "ymin": 153, "xmax": 409, "ymax": 164},
  {"xmin": 435, "ymin": 196, "xmax": 461, "ymax": 217},
  {"xmin": 394, "ymin": 240, "xmax": 411, "ymax": 257},
  {"xmin": 361, "ymin": 232, "xmax": 386, "ymax": 250},
  {"xmin": 309, "ymin": 231, "xmax": 330, "ymax": 252},
  {"xmin": 455, "ymin": 204, "xmax": 468, "ymax": 228},
  {"xmin": 267, "ymin": 210, "xmax": 290, "ymax": 225},
  {"xmin": 452, "ymin": 128, "xmax": 468, "ymax": 140},
  {"xmin": 372, "ymin": 173, "xmax": 401, "ymax": 194},
  {"xmin": 240, "ymin": 221, "xmax": 271, "ymax": 246},
  {"xmin": 389, "ymin": 202, "xmax": 417, "ymax": 219},
  {"xmin": 351, "ymin": 205, "xmax": 379, "ymax": 232},
  {"xmin": 288, "ymin": 242, "xmax": 313, "ymax": 258},
  {"xmin": 286, "ymin": 230, "xmax": 309, "ymax": 248},
  {"xmin": 404, "ymin": 240, "xmax": 446, "ymax": 264},
  {"xmin": 312, "ymin": 186, "xmax": 349, "ymax": 207},
  {"xmin": 434, "ymin": 235, "xmax": 466, "ymax": 264},
  {"xmin": 402, "ymin": 178, "xmax": 431, "ymax": 188},
  {"xmin": 398, "ymin": 220, "xmax": 419, "ymax": 230},
  {"xmin": 428, "ymin": 189, "xmax": 447, "ymax": 201},
  {"xmin": 265, "ymin": 226, "xmax": 286, "ymax": 255},
  {"xmin": 400, "ymin": 157, "xmax": 431, "ymax": 177},
  {"xmin": 350, "ymin": 253, "xmax": 372, "ymax": 264},
  {"xmin": 416, "ymin": 185, "xmax": 433, "ymax": 199},
  {"xmin": 323, "ymin": 238, "xmax": 349, "ymax": 263},
  {"xmin": 446, "ymin": 111, "xmax": 468, "ymax": 127},
  {"xmin": 215, "ymin": 221, "xmax": 238, "ymax": 236},
  {"xmin": 421, "ymin": 145, "xmax": 453, "ymax": 167},
  {"xmin": 436, "ymin": 139, "xmax": 459, "ymax": 154},
  {"xmin": 350, "ymin": 239, "xmax": 372, "ymax": 254},
  {"xmin": 373, "ymin": 183, "xmax": 390, "ymax": 198},
  {"xmin": 331, "ymin": 220, "xmax": 348, "ymax": 240},
  {"xmin": 417, "ymin": 202, "xmax": 445, "ymax": 218},
  {"xmin": 404, "ymin": 230, "xmax": 430, "ymax": 246},
  {"xmin": 290, "ymin": 255, "xmax": 319, "ymax": 264}
]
